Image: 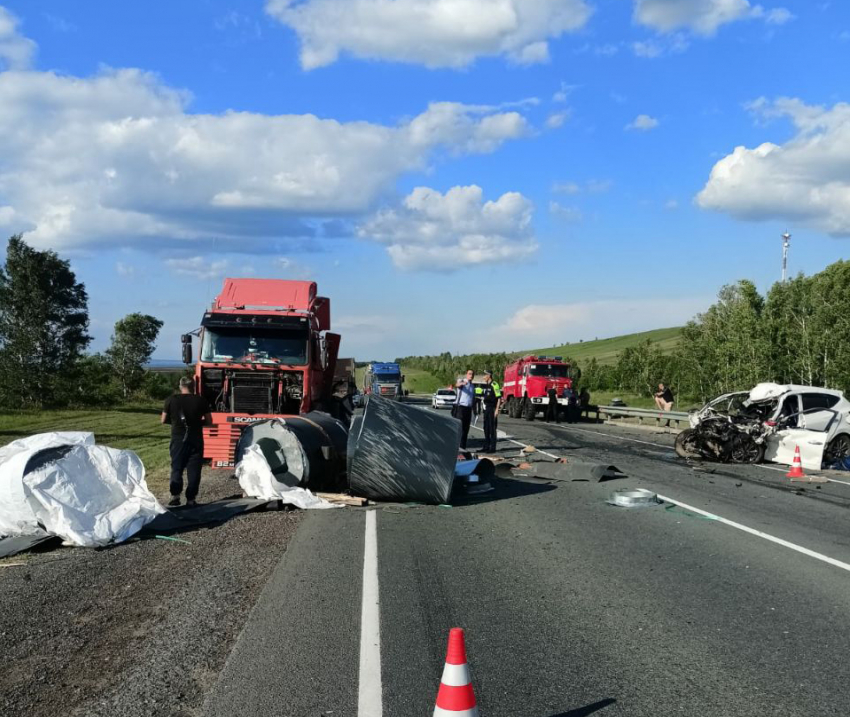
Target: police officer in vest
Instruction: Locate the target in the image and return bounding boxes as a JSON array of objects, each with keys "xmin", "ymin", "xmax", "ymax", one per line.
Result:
[{"xmin": 476, "ymin": 370, "xmax": 502, "ymax": 453}]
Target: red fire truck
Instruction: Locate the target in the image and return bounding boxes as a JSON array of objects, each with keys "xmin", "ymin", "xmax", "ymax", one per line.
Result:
[
  {"xmin": 502, "ymin": 355, "xmax": 579, "ymax": 421},
  {"xmin": 181, "ymin": 278, "xmax": 340, "ymax": 467}
]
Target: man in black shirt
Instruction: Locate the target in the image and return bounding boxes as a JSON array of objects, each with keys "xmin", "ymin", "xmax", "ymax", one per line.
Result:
[
  {"xmin": 161, "ymin": 377, "xmax": 212, "ymax": 507},
  {"xmin": 654, "ymin": 383, "xmax": 675, "ymax": 411}
]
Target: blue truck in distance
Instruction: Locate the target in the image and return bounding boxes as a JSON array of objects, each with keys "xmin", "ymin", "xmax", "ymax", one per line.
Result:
[{"xmin": 364, "ymin": 362, "xmax": 405, "ymax": 401}]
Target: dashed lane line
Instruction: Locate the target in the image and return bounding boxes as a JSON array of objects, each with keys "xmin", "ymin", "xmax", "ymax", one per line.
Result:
[{"xmin": 358, "ymin": 510, "xmax": 382, "ymax": 717}]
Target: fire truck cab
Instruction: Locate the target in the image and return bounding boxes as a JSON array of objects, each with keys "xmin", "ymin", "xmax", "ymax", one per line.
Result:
[{"xmin": 502, "ymin": 355, "xmax": 579, "ymax": 421}]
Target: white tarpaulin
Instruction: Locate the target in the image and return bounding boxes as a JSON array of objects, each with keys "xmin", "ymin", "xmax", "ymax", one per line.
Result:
[
  {"xmin": 236, "ymin": 444, "xmax": 339, "ymax": 510},
  {"xmin": 0, "ymin": 432, "xmax": 164, "ymax": 546},
  {"xmin": 0, "ymin": 432, "xmax": 95, "ymax": 537}
]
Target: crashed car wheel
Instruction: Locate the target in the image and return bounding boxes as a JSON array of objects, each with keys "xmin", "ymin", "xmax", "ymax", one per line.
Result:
[
  {"xmin": 825, "ymin": 434, "xmax": 850, "ymax": 465},
  {"xmin": 729, "ymin": 434, "xmax": 765, "ymax": 464},
  {"xmin": 674, "ymin": 428, "xmax": 700, "ymax": 459}
]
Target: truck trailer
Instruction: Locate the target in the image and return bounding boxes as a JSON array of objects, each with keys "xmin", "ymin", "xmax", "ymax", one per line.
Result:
[
  {"xmin": 181, "ymin": 278, "xmax": 340, "ymax": 468},
  {"xmin": 502, "ymin": 355, "xmax": 580, "ymax": 421}
]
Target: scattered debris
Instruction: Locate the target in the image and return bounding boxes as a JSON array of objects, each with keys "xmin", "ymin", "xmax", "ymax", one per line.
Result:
[
  {"xmin": 155, "ymin": 535, "xmax": 193, "ymax": 545},
  {"xmin": 607, "ymin": 489, "xmax": 660, "ymax": 508},
  {"xmin": 316, "ymin": 492, "xmax": 369, "ymax": 507}
]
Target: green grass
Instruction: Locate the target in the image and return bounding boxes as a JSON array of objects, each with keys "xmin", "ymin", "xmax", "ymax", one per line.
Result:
[
  {"xmin": 0, "ymin": 405, "xmax": 173, "ymax": 493},
  {"xmin": 528, "ymin": 326, "xmax": 683, "ymax": 366}
]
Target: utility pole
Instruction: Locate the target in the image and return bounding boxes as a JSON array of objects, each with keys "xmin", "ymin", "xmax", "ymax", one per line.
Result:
[{"xmin": 781, "ymin": 231, "xmax": 791, "ymax": 283}]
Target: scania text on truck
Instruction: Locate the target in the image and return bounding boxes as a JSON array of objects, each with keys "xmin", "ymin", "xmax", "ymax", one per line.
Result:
[
  {"xmin": 363, "ymin": 362, "xmax": 405, "ymax": 400},
  {"xmin": 181, "ymin": 278, "xmax": 340, "ymax": 468},
  {"xmin": 502, "ymin": 355, "xmax": 580, "ymax": 421}
]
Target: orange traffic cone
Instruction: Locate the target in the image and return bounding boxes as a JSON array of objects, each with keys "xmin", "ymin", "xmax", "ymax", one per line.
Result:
[
  {"xmin": 434, "ymin": 628, "xmax": 479, "ymax": 716},
  {"xmin": 786, "ymin": 446, "xmax": 806, "ymax": 480}
]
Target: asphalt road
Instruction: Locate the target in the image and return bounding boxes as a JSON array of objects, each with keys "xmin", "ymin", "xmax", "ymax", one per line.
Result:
[{"xmin": 203, "ymin": 412, "xmax": 850, "ymax": 716}]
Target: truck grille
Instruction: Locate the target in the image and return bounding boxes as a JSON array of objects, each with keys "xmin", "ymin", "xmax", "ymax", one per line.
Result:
[
  {"xmin": 379, "ymin": 385, "xmax": 397, "ymax": 396},
  {"xmin": 232, "ymin": 385, "xmax": 273, "ymax": 413}
]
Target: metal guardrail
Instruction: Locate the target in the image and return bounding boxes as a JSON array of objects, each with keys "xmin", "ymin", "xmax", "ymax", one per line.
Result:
[{"xmin": 589, "ymin": 405, "xmax": 691, "ymax": 427}]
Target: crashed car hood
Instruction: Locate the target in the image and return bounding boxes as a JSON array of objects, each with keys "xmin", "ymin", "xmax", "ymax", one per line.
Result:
[{"xmin": 748, "ymin": 382, "xmax": 789, "ymax": 403}]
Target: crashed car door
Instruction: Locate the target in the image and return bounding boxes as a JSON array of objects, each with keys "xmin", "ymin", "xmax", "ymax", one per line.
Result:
[{"xmin": 764, "ymin": 397, "xmax": 833, "ymax": 470}]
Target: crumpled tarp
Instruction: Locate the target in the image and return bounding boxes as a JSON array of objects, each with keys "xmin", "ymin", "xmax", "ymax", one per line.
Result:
[
  {"xmin": 236, "ymin": 444, "xmax": 339, "ymax": 509},
  {"xmin": 0, "ymin": 432, "xmax": 94, "ymax": 537},
  {"xmin": 0, "ymin": 432, "xmax": 164, "ymax": 547}
]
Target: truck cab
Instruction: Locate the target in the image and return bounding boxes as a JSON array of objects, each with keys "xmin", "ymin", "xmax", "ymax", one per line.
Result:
[
  {"xmin": 364, "ymin": 362, "xmax": 405, "ymax": 401},
  {"xmin": 183, "ymin": 278, "xmax": 340, "ymax": 468}
]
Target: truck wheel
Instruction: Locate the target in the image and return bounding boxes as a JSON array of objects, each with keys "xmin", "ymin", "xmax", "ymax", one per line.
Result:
[
  {"xmin": 508, "ymin": 397, "xmax": 519, "ymax": 418},
  {"xmin": 522, "ymin": 398, "xmax": 535, "ymax": 422}
]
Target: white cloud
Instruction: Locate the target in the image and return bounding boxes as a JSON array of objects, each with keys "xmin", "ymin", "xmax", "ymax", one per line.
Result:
[
  {"xmin": 552, "ymin": 82, "xmax": 580, "ymax": 103},
  {"xmin": 697, "ymin": 98, "xmax": 850, "ymax": 236},
  {"xmin": 265, "ymin": 0, "xmax": 593, "ymax": 69},
  {"xmin": 764, "ymin": 7, "xmax": 794, "ymax": 24},
  {"xmin": 0, "ymin": 62, "xmax": 530, "ymax": 251},
  {"xmin": 276, "ymin": 256, "xmax": 312, "ymax": 279},
  {"xmin": 165, "ymin": 256, "xmax": 229, "ymax": 280},
  {"xmin": 545, "ymin": 111, "xmax": 570, "ymax": 129},
  {"xmin": 487, "ymin": 297, "xmax": 710, "ymax": 350},
  {"xmin": 358, "ymin": 185, "xmax": 537, "ymax": 271},
  {"xmin": 632, "ymin": 34, "xmax": 689, "ymax": 57},
  {"xmin": 552, "ymin": 181, "xmax": 580, "ymax": 195},
  {"xmin": 115, "ymin": 261, "xmax": 135, "ymax": 277},
  {"xmin": 665, "ymin": 199, "xmax": 679, "ymax": 210},
  {"xmin": 626, "ymin": 114, "xmax": 660, "ymax": 131},
  {"xmin": 0, "ymin": 6, "xmax": 36, "ymax": 70},
  {"xmin": 633, "ymin": 0, "xmax": 792, "ymax": 36},
  {"xmin": 549, "ymin": 201, "xmax": 583, "ymax": 222}
]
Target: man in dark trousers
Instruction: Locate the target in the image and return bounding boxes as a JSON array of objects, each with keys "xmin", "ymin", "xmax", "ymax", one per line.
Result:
[
  {"xmin": 453, "ymin": 368, "xmax": 476, "ymax": 449},
  {"xmin": 161, "ymin": 377, "xmax": 212, "ymax": 507},
  {"xmin": 545, "ymin": 385, "xmax": 559, "ymax": 423},
  {"xmin": 476, "ymin": 370, "xmax": 502, "ymax": 453}
]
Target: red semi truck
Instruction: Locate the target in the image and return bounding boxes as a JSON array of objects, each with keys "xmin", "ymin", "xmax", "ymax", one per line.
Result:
[
  {"xmin": 502, "ymin": 355, "xmax": 580, "ymax": 421},
  {"xmin": 181, "ymin": 278, "xmax": 340, "ymax": 468}
]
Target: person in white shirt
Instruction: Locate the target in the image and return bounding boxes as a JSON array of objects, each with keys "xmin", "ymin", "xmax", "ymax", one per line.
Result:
[{"xmin": 454, "ymin": 368, "xmax": 476, "ymax": 449}]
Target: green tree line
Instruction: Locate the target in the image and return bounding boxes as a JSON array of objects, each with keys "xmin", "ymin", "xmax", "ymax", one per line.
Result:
[
  {"xmin": 0, "ymin": 235, "xmax": 175, "ymax": 409},
  {"xmin": 400, "ymin": 261, "xmax": 850, "ymax": 404}
]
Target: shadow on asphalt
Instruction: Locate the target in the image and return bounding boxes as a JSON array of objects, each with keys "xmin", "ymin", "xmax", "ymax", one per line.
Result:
[
  {"xmin": 547, "ymin": 698, "xmax": 617, "ymax": 716},
  {"xmin": 451, "ymin": 476, "xmax": 557, "ymax": 508}
]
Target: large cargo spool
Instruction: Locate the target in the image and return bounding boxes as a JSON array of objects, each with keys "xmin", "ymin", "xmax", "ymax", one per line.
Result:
[
  {"xmin": 348, "ymin": 395, "xmax": 461, "ymax": 504},
  {"xmin": 235, "ymin": 412, "xmax": 348, "ymax": 492}
]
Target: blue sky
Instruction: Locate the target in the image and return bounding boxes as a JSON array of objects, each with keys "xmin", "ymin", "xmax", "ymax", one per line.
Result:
[{"xmin": 0, "ymin": 0, "xmax": 848, "ymax": 361}]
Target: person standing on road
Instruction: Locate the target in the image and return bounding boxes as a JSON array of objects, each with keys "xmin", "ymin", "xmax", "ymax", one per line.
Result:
[
  {"xmin": 545, "ymin": 384, "xmax": 559, "ymax": 423},
  {"xmin": 453, "ymin": 369, "xmax": 476, "ymax": 449},
  {"xmin": 654, "ymin": 383, "xmax": 675, "ymax": 411},
  {"xmin": 161, "ymin": 377, "xmax": 212, "ymax": 507},
  {"xmin": 476, "ymin": 370, "xmax": 502, "ymax": 453}
]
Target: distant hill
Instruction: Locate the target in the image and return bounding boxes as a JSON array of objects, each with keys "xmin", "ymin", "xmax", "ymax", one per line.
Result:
[{"xmin": 526, "ymin": 326, "xmax": 683, "ymax": 366}]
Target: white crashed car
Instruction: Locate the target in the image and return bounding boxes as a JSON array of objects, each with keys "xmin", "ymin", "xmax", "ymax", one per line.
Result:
[
  {"xmin": 432, "ymin": 388, "xmax": 456, "ymax": 410},
  {"xmin": 689, "ymin": 383, "xmax": 850, "ymax": 470}
]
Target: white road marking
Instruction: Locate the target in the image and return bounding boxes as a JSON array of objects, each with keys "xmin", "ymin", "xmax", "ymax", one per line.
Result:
[
  {"xmin": 469, "ymin": 424, "xmax": 561, "ymax": 459},
  {"xmin": 358, "ymin": 510, "xmax": 382, "ymax": 717},
  {"xmin": 493, "ymin": 419, "xmax": 850, "ymax": 574},
  {"xmin": 656, "ymin": 493, "xmax": 850, "ymax": 574}
]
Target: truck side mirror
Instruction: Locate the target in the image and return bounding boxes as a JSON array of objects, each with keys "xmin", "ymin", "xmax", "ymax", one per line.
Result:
[
  {"xmin": 181, "ymin": 335, "xmax": 193, "ymax": 365},
  {"xmin": 318, "ymin": 337, "xmax": 328, "ymax": 370}
]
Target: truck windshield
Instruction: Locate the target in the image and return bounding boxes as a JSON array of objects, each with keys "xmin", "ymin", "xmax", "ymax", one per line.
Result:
[
  {"xmin": 529, "ymin": 364, "xmax": 569, "ymax": 378},
  {"xmin": 201, "ymin": 327, "xmax": 308, "ymax": 365},
  {"xmin": 377, "ymin": 373, "xmax": 400, "ymax": 382}
]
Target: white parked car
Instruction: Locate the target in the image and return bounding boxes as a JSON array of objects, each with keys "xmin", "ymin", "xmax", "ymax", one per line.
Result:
[
  {"xmin": 687, "ymin": 383, "xmax": 850, "ymax": 470},
  {"xmin": 432, "ymin": 388, "xmax": 457, "ymax": 410}
]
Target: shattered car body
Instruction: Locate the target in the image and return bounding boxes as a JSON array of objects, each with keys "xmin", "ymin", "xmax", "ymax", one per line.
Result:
[{"xmin": 680, "ymin": 384, "xmax": 850, "ymax": 470}]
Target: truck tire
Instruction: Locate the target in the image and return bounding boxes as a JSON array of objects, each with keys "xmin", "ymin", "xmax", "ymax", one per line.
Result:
[
  {"xmin": 509, "ymin": 397, "xmax": 520, "ymax": 418},
  {"xmin": 522, "ymin": 398, "xmax": 535, "ymax": 422}
]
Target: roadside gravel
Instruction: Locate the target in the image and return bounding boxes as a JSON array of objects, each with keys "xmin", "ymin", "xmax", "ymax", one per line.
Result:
[{"xmin": 0, "ymin": 469, "xmax": 302, "ymax": 717}]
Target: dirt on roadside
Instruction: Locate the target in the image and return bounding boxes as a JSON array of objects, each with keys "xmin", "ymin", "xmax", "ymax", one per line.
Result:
[{"xmin": 0, "ymin": 469, "xmax": 303, "ymax": 717}]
